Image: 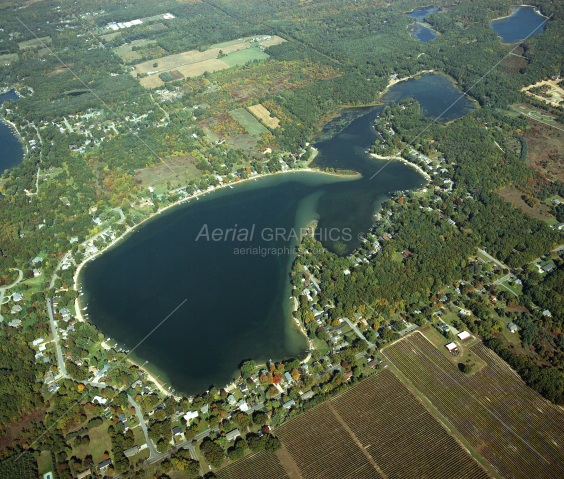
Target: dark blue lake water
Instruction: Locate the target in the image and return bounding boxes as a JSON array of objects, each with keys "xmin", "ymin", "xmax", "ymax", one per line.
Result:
[
  {"xmin": 0, "ymin": 89, "xmax": 24, "ymax": 171},
  {"xmin": 490, "ymin": 6, "xmax": 548, "ymax": 43},
  {"xmin": 407, "ymin": 6, "xmax": 439, "ymax": 42},
  {"xmin": 82, "ymin": 74, "xmax": 475, "ymax": 395}
]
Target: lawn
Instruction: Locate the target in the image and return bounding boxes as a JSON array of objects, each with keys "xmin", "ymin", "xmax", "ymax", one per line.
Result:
[
  {"xmin": 71, "ymin": 423, "xmax": 112, "ymax": 466},
  {"xmin": 228, "ymin": 109, "xmax": 268, "ymax": 136},
  {"xmin": 501, "ymin": 280, "xmax": 522, "ymax": 296},
  {"xmin": 0, "ymin": 53, "xmax": 18, "ymax": 65},
  {"xmin": 37, "ymin": 450, "xmax": 53, "ymax": 476},
  {"xmin": 220, "ymin": 48, "xmax": 270, "ymax": 68}
]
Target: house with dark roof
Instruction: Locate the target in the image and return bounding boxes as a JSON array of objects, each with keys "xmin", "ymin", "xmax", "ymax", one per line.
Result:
[
  {"xmin": 97, "ymin": 459, "xmax": 112, "ymax": 472},
  {"xmin": 172, "ymin": 426, "xmax": 183, "ymax": 436}
]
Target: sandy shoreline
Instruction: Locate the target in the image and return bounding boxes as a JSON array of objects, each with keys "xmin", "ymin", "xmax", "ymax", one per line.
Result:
[
  {"xmin": 385, "ymin": 70, "xmax": 435, "ymax": 89},
  {"xmin": 492, "ymin": 5, "xmax": 549, "ymax": 22},
  {"xmin": 370, "ymin": 153, "xmax": 431, "ymax": 180}
]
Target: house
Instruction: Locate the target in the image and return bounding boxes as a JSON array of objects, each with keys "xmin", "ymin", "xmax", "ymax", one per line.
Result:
[
  {"xmin": 76, "ymin": 469, "xmax": 92, "ymax": 479},
  {"xmin": 33, "ymin": 268, "xmax": 41, "ymax": 277},
  {"xmin": 32, "ymin": 338, "xmax": 45, "ymax": 346},
  {"xmin": 11, "ymin": 304, "xmax": 22, "ymax": 314},
  {"xmin": 92, "ymin": 395, "xmax": 107, "ymax": 405},
  {"xmin": 47, "ymin": 382, "xmax": 60, "ymax": 393},
  {"xmin": 542, "ymin": 263, "xmax": 555, "ymax": 273},
  {"xmin": 227, "ymin": 394, "xmax": 236, "ymax": 405},
  {"xmin": 239, "ymin": 383, "xmax": 248, "ymax": 393},
  {"xmin": 367, "ymin": 360, "xmax": 378, "ymax": 369},
  {"xmin": 438, "ymin": 323, "xmax": 449, "ymax": 333},
  {"xmin": 172, "ymin": 426, "xmax": 183, "ymax": 436},
  {"xmin": 542, "ymin": 310, "xmax": 552, "ymax": 317},
  {"xmin": 31, "ymin": 256, "xmax": 42, "ymax": 264},
  {"xmin": 201, "ymin": 404, "xmax": 209, "ymax": 414},
  {"xmin": 283, "ymin": 399, "xmax": 295, "ymax": 409},
  {"xmin": 508, "ymin": 322, "xmax": 518, "ymax": 333},
  {"xmin": 12, "ymin": 293, "xmax": 23, "ymax": 301},
  {"xmin": 118, "ymin": 413, "xmax": 127, "ymax": 423},
  {"xmin": 183, "ymin": 411, "xmax": 199, "ymax": 422},
  {"xmin": 225, "ymin": 429, "xmax": 241, "ymax": 442},
  {"xmin": 97, "ymin": 459, "xmax": 112, "ymax": 472},
  {"xmin": 284, "ymin": 372, "xmax": 293, "ymax": 383},
  {"xmin": 344, "ymin": 371, "xmax": 353, "ymax": 381},
  {"xmin": 301, "ymin": 390, "xmax": 314, "ymax": 400},
  {"xmin": 124, "ymin": 446, "xmax": 141, "ymax": 457},
  {"xmin": 401, "ymin": 250, "xmax": 412, "ymax": 258},
  {"xmin": 445, "ymin": 342, "xmax": 458, "ymax": 352},
  {"xmin": 457, "ymin": 331, "xmax": 471, "ymax": 341}
]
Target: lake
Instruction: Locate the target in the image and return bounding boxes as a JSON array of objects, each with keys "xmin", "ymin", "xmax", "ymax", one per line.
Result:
[
  {"xmin": 0, "ymin": 89, "xmax": 25, "ymax": 172},
  {"xmin": 407, "ymin": 6, "xmax": 440, "ymax": 42},
  {"xmin": 81, "ymin": 74, "xmax": 475, "ymax": 395},
  {"xmin": 490, "ymin": 5, "xmax": 548, "ymax": 43}
]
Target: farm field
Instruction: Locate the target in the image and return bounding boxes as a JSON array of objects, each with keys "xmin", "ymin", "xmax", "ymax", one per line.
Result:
[
  {"xmin": 383, "ymin": 332, "xmax": 564, "ymax": 479},
  {"xmin": 276, "ymin": 402, "xmax": 383, "ymax": 479},
  {"xmin": 498, "ymin": 186, "xmax": 554, "ymax": 222},
  {"xmin": 18, "ymin": 36, "xmax": 51, "ymax": 50},
  {"xmin": 216, "ymin": 450, "xmax": 289, "ymax": 479},
  {"xmin": 220, "ymin": 49, "xmax": 270, "ymax": 68},
  {"xmin": 332, "ymin": 371, "xmax": 490, "ymax": 479},
  {"xmin": 132, "ymin": 41, "xmax": 251, "ymax": 76},
  {"xmin": 248, "ymin": 104, "xmax": 280, "ymax": 128},
  {"xmin": 131, "ymin": 36, "xmax": 285, "ymax": 88},
  {"xmin": 113, "ymin": 39, "xmax": 157, "ymax": 62},
  {"xmin": 134, "ymin": 153, "xmax": 202, "ymax": 194},
  {"xmin": 276, "ymin": 371, "xmax": 488, "ymax": 479},
  {"xmin": 229, "ymin": 109, "xmax": 268, "ymax": 136}
]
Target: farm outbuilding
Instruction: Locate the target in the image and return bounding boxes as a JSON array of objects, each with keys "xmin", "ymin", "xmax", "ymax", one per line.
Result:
[
  {"xmin": 445, "ymin": 342, "xmax": 458, "ymax": 352},
  {"xmin": 457, "ymin": 331, "xmax": 471, "ymax": 341}
]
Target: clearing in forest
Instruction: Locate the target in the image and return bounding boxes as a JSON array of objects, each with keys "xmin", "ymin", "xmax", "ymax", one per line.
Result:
[{"xmin": 249, "ymin": 104, "xmax": 280, "ymax": 129}]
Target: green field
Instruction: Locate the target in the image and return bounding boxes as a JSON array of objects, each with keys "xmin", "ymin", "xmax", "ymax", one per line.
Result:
[
  {"xmin": 220, "ymin": 48, "xmax": 270, "ymax": 68},
  {"xmin": 229, "ymin": 108, "xmax": 268, "ymax": 136},
  {"xmin": 0, "ymin": 53, "xmax": 18, "ymax": 65},
  {"xmin": 18, "ymin": 36, "xmax": 51, "ymax": 50}
]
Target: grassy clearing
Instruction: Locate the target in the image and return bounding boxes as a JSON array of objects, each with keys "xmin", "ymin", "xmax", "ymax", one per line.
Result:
[
  {"xmin": 220, "ymin": 48, "xmax": 269, "ymax": 68},
  {"xmin": 18, "ymin": 36, "xmax": 51, "ymax": 50},
  {"xmin": 0, "ymin": 53, "xmax": 18, "ymax": 65},
  {"xmin": 37, "ymin": 451, "xmax": 53, "ymax": 475},
  {"xmin": 228, "ymin": 109, "xmax": 268, "ymax": 136},
  {"xmin": 71, "ymin": 423, "xmax": 112, "ymax": 465}
]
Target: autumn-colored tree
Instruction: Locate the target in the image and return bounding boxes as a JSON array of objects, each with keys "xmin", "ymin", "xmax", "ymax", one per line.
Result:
[
  {"xmin": 276, "ymin": 363, "xmax": 285, "ymax": 372},
  {"xmin": 267, "ymin": 372, "xmax": 273, "ymax": 384},
  {"xmin": 341, "ymin": 361, "xmax": 349, "ymax": 369},
  {"xmin": 259, "ymin": 373, "xmax": 268, "ymax": 384},
  {"xmin": 273, "ymin": 374, "xmax": 282, "ymax": 384},
  {"xmin": 77, "ymin": 384, "xmax": 85, "ymax": 392},
  {"xmin": 220, "ymin": 410, "xmax": 228, "ymax": 418},
  {"xmin": 290, "ymin": 368, "xmax": 300, "ymax": 381},
  {"xmin": 103, "ymin": 452, "xmax": 110, "ymax": 460},
  {"xmin": 268, "ymin": 362, "xmax": 275, "ymax": 373}
]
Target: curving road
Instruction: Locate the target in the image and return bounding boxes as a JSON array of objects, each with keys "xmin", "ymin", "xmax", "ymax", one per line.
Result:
[{"xmin": 128, "ymin": 395, "xmax": 160, "ymax": 462}]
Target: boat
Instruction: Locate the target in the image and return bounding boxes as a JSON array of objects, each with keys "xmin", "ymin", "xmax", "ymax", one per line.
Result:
[{"xmin": 229, "ymin": 185, "xmax": 234, "ymax": 189}]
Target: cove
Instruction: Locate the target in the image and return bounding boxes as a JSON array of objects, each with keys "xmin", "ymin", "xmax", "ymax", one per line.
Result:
[
  {"xmin": 490, "ymin": 6, "xmax": 548, "ymax": 43},
  {"xmin": 407, "ymin": 6, "xmax": 439, "ymax": 42},
  {"xmin": 0, "ymin": 89, "xmax": 25, "ymax": 171},
  {"xmin": 81, "ymin": 74, "xmax": 474, "ymax": 395}
]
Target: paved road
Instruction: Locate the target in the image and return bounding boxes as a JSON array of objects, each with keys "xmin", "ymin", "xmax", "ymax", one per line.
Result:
[
  {"xmin": 46, "ymin": 298, "xmax": 69, "ymax": 378},
  {"xmin": 128, "ymin": 395, "xmax": 160, "ymax": 462},
  {"xmin": 477, "ymin": 248, "xmax": 507, "ymax": 270},
  {"xmin": 343, "ymin": 317, "xmax": 375, "ymax": 348}
]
